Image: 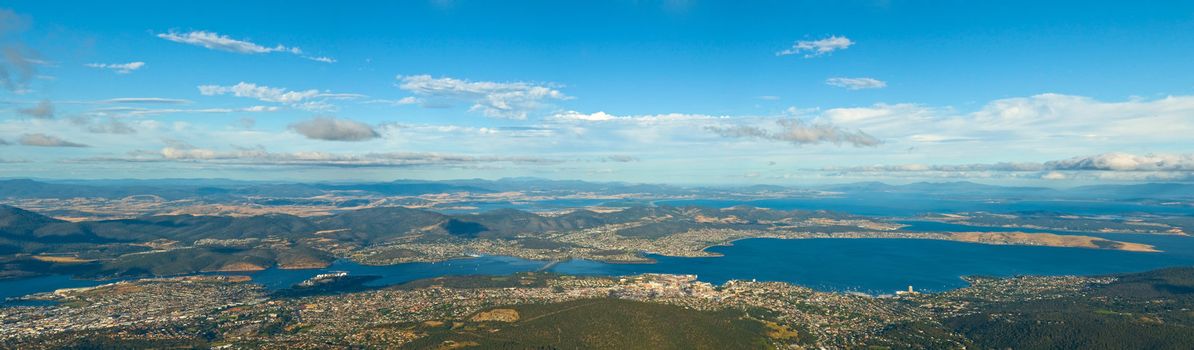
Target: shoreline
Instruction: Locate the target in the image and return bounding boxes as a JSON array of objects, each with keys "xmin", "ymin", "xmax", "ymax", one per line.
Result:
[
  {"xmin": 11, "ymin": 260, "xmax": 1194, "ymax": 303},
  {"xmin": 0, "ymin": 232, "xmax": 1161, "ymax": 285}
]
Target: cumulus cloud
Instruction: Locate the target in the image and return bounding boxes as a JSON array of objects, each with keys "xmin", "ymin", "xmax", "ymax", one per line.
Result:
[
  {"xmin": 777, "ymin": 35, "xmax": 854, "ymax": 57},
  {"xmin": 707, "ymin": 119, "xmax": 880, "ymax": 147},
  {"xmin": 289, "ymin": 117, "xmax": 380, "ymax": 141},
  {"xmin": 17, "ymin": 99, "xmax": 53, "ymax": 118},
  {"xmin": 85, "ymin": 61, "xmax": 144, "ymax": 74},
  {"xmin": 19, "ymin": 133, "xmax": 87, "ymax": 147},
  {"xmin": 396, "ymin": 75, "xmax": 569, "ymax": 119},
  {"xmin": 826, "ymin": 77, "xmax": 886, "ymax": 90}
]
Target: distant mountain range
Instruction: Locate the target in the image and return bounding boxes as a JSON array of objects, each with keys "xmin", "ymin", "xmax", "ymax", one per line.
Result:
[{"xmin": 2, "ymin": 178, "xmax": 1192, "ymax": 201}]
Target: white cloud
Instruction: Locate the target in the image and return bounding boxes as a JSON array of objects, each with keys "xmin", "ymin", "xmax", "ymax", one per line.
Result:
[
  {"xmin": 241, "ymin": 105, "xmax": 279, "ymax": 112},
  {"xmin": 537, "ymin": 94, "xmax": 1194, "ymax": 180},
  {"xmin": 198, "ymin": 82, "xmax": 353, "ymax": 111},
  {"xmin": 1041, "ymin": 171, "xmax": 1067, "ymax": 180},
  {"xmin": 304, "ymin": 56, "xmax": 336, "ymax": 63},
  {"xmin": 396, "ymin": 75, "xmax": 570, "ymax": 119},
  {"xmin": 826, "ymin": 77, "xmax": 886, "ymax": 90},
  {"xmin": 550, "ymin": 110, "xmax": 619, "ymax": 122},
  {"xmin": 199, "ymin": 82, "xmax": 318, "ymax": 103},
  {"xmin": 967, "ymin": 94, "xmax": 1194, "ymax": 142},
  {"xmin": 777, "ymin": 35, "xmax": 854, "ymax": 57},
  {"xmin": 1046, "ymin": 153, "xmax": 1194, "ymax": 171},
  {"xmin": 363, "ymin": 98, "xmax": 422, "ymax": 106},
  {"xmin": 815, "ymin": 94, "xmax": 1194, "ymax": 149},
  {"xmin": 85, "ymin": 61, "xmax": 145, "ymax": 74},
  {"xmin": 157, "ymin": 30, "xmax": 301, "ymax": 54},
  {"xmin": 156, "ymin": 30, "xmax": 335, "ymax": 62},
  {"xmin": 549, "ymin": 111, "xmax": 716, "ymax": 123}
]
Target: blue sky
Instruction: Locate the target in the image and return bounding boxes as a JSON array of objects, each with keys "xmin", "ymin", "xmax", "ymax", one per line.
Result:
[{"xmin": 1, "ymin": 1, "xmax": 1193, "ymax": 184}]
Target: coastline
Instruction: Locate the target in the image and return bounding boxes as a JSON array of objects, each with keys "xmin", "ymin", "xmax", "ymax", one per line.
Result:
[{"xmin": 0, "ymin": 232, "xmax": 1159, "ymax": 285}]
